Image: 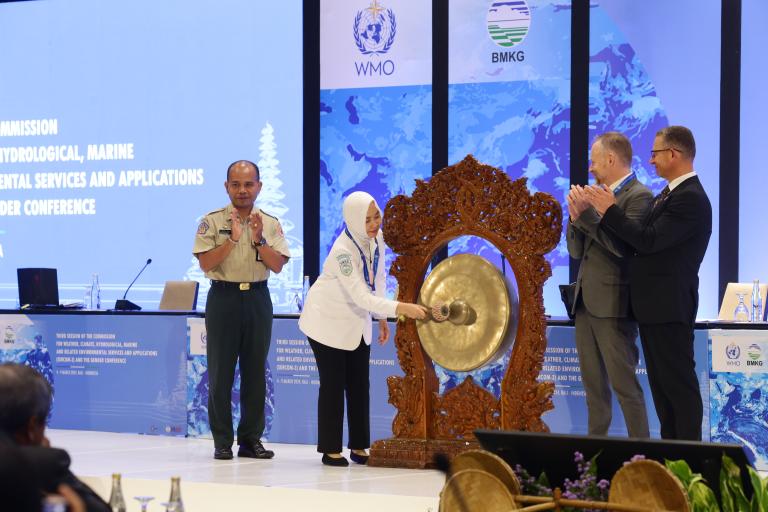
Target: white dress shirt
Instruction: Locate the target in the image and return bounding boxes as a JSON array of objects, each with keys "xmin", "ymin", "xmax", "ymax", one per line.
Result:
[{"xmin": 667, "ymin": 170, "xmax": 697, "ymax": 191}]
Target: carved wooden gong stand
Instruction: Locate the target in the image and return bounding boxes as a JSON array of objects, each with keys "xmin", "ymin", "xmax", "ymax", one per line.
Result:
[{"xmin": 368, "ymin": 155, "xmax": 562, "ymax": 469}]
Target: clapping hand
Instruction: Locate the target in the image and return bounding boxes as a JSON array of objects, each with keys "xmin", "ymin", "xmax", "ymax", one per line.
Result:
[
  {"xmin": 567, "ymin": 185, "xmax": 590, "ymax": 221},
  {"xmin": 584, "ymin": 184, "xmax": 616, "ymax": 215},
  {"xmin": 229, "ymin": 210, "xmax": 243, "ymax": 242},
  {"xmin": 249, "ymin": 212, "xmax": 264, "ymax": 242}
]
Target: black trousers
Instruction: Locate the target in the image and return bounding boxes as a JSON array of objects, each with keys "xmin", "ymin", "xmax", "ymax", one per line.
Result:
[
  {"xmin": 205, "ymin": 284, "xmax": 272, "ymax": 449},
  {"xmin": 308, "ymin": 337, "xmax": 371, "ymax": 453},
  {"xmin": 639, "ymin": 322, "xmax": 703, "ymax": 440}
]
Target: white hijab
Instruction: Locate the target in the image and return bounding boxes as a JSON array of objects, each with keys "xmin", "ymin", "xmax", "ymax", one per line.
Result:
[{"xmin": 342, "ymin": 191, "xmax": 381, "ymax": 255}]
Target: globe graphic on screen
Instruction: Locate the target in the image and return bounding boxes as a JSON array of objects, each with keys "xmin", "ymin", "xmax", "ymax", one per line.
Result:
[{"xmin": 356, "ymin": 10, "xmax": 392, "ymax": 53}]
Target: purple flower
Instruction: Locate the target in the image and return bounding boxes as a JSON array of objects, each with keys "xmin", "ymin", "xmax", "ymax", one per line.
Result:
[{"xmin": 511, "ymin": 450, "xmax": 611, "ymax": 505}]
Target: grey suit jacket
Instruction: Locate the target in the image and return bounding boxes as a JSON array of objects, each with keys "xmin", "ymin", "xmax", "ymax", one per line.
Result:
[{"xmin": 566, "ymin": 178, "xmax": 652, "ymax": 318}]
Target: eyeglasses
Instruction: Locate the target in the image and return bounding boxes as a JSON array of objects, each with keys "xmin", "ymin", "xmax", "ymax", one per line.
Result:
[{"xmin": 650, "ymin": 147, "xmax": 680, "ymax": 156}]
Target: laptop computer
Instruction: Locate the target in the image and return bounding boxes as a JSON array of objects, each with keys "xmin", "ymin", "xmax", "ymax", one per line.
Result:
[{"xmin": 17, "ymin": 268, "xmax": 60, "ymax": 309}]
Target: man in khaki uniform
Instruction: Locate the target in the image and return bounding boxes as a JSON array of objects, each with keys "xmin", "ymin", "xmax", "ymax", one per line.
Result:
[{"xmin": 193, "ymin": 160, "xmax": 290, "ymax": 460}]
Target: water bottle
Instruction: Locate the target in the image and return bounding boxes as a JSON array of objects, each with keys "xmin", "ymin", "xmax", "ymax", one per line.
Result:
[
  {"xmin": 752, "ymin": 279, "xmax": 763, "ymax": 323},
  {"xmin": 302, "ymin": 275, "xmax": 310, "ymax": 305},
  {"xmin": 108, "ymin": 473, "xmax": 126, "ymax": 512},
  {"xmin": 83, "ymin": 283, "xmax": 92, "ymax": 309},
  {"xmin": 167, "ymin": 476, "xmax": 184, "ymax": 512},
  {"xmin": 293, "ymin": 292, "xmax": 302, "ymax": 313},
  {"xmin": 92, "ymin": 273, "xmax": 101, "ymax": 310}
]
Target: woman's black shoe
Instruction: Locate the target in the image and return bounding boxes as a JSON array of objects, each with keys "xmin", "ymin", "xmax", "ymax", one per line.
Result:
[
  {"xmin": 349, "ymin": 451, "xmax": 369, "ymax": 465},
  {"xmin": 322, "ymin": 454, "xmax": 349, "ymax": 467}
]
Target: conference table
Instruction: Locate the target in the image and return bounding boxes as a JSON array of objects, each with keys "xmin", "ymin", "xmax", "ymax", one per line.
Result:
[{"xmin": 1, "ymin": 309, "xmax": 767, "ymax": 468}]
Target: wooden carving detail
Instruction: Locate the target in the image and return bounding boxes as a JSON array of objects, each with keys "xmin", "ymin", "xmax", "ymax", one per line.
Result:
[
  {"xmin": 371, "ymin": 154, "xmax": 561, "ymax": 468},
  {"xmin": 432, "ymin": 376, "xmax": 501, "ymax": 439}
]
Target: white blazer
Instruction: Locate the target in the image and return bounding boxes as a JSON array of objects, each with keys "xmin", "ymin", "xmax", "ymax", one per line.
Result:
[{"xmin": 298, "ymin": 230, "xmax": 398, "ymax": 350}]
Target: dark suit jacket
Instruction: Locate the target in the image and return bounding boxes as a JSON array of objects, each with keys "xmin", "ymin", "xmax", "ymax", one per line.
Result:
[
  {"xmin": 567, "ymin": 178, "xmax": 652, "ymax": 318},
  {"xmin": 601, "ymin": 175, "xmax": 712, "ymax": 324},
  {"xmin": 0, "ymin": 440, "xmax": 40, "ymax": 511},
  {"xmin": 10, "ymin": 442, "xmax": 111, "ymax": 512}
]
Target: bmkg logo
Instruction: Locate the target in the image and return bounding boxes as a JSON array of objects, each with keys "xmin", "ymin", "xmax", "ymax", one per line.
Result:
[
  {"xmin": 487, "ymin": 0, "xmax": 531, "ymax": 48},
  {"xmin": 354, "ymin": 0, "xmax": 397, "ymax": 55},
  {"xmin": 4, "ymin": 325, "xmax": 15, "ymax": 345},
  {"xmin": 746, "ymin": 343, "xmax": 763, "ymax": 367},
  {"xmin": 726, "ymin": 343, "xmax": 740, "ymax": 360}
]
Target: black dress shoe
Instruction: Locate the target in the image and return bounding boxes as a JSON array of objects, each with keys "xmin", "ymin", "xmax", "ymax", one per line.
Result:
[
  {"xmin": 238, "ymin": 441, "xmax": 275, "ymax": 459},
  {"xmin": 214, "ymin": 447, "xmax": 233, "ymax": 460},
  {"xmin": 322, "ymin": 454, "xmax": 349, "ymax": 467},
  {"xmin": 349, "ymin": 451, "xmax": 369, "ymax": 465}
]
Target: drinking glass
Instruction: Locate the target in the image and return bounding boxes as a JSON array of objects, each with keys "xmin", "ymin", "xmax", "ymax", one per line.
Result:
[
  {"xmin": 734, "ymin": 293, "xmax": 750, "ymax": 322},
  {"xmin": 134, "ymin": 496, "xmax": 154, "ymax": 512}
]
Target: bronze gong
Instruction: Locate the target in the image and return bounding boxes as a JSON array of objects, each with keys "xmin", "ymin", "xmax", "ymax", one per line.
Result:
[{"xmin": 417, "ymin": 253, "xmax": 518, "ymax": 371}]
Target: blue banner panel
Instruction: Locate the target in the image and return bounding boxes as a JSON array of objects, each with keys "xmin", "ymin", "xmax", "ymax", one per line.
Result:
[
  {"xmin": 187, "ymin": 318, "xmax": 400, "ymax": 444},
  {"xmin": 592, "ymin": 0, "xmax": 721, "ymax": 318},
  {"xmin": 320, "ymin": 0, "xmax": 432, "ymax": 300},
  {"xmin": 434, "ymin": 325, "xmax": 708, "ymax": 440},
  {"xmin": 0, "ymin": 313, "xmax": 187, "ymax": 435},
  {"xmin": 541, "ymin": 326, "xmax": 710, "ymax": 440},
  {"xmin": 319, "ymin": 85, "xmax": 432, "ymax": 296},
  {"xmin": 588, "ymin": 6, "xmax": 668, "ymax": 192},
  {"xmin": 709, "ymin": 329, "xmax": 768, "ymax": 470},
  {"xmin": 1, "ymin": 313, "xmax": 715, "ymax": 445},
  {"xmin": 448, "ymin": 0, "xmax": 572, "ymax": 317}
]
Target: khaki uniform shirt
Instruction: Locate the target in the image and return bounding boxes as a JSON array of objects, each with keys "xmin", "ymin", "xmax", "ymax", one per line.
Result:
[{"xmin": 192, "ymin": 204, "xmax": 291, "ymax": 282}]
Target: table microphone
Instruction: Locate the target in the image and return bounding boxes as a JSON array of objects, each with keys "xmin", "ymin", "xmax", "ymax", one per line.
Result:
[{"xmin": 114, "ymin": 258, "xmax": 152, "ymax": 311}]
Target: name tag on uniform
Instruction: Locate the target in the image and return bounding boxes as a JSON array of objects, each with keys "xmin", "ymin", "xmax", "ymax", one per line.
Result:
[{"xmin": 218, "ymin": 228, "xmax": 232, "ymax": 235}]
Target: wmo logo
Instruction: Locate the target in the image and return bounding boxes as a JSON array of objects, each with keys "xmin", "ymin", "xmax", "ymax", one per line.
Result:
[
  {"xmin": 725, "ymin": 342, "xmax": 741, "ymax": 367},
  {"xmin": 487, "ymin": 0, "xmax": 530, "ymax": 64},
  {"xmin": 353, "ymin": 0, "xmax": 397, "ymax": 77}
]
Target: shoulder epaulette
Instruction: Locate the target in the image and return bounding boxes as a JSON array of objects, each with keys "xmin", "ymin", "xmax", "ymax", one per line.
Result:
[{"xmin": 260, "ymin": 210, "xmax": 279, "ymax": 221}]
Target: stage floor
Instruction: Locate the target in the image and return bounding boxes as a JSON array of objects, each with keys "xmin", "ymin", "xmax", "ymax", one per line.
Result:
[{"xmin": 48, "ymin": 429, "xmax": 443, "ymax": 511}]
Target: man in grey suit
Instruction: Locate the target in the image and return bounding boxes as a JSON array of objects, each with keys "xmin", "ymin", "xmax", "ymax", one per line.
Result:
[{"xmin": 566, "ymin": 132, "xmax": 652, "ymax": 438}]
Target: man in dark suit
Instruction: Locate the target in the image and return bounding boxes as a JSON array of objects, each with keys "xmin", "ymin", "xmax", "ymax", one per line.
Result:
[
  {"xmin": 585, "ymin": 126, "xmax": 712, "ymax": 440},
  {"xmin": 0, "ymin": 363, "xmax": 109, "ymax": 511},
  {"xmin": 566, "ymin": 132, "xmax": 652, "ymax": 438}
]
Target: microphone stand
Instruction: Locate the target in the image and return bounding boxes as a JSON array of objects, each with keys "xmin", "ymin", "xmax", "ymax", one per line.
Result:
[{"xmin": 114, "ymin": 258, "xmax": 152, "ymax": 311}]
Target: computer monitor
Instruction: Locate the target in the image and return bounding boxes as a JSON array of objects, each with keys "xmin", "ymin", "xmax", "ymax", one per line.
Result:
[
  {"xmin": 475, "ymin": 429, "xmax": 751, "ymax": 498},
  {"xmin": 17, "ymin": 268, "xmax": 59, "ymax": 308}
]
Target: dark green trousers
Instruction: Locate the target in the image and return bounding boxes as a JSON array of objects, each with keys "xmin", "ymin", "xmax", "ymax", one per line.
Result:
[{"xmin": 205, "ymin": 283, "xmax": 272, "ymax": 449}]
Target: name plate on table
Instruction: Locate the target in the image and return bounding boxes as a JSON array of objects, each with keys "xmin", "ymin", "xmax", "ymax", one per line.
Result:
[
  {"xmin": 711, "ymin": 329, "xmax": 768, "ymax": 373},
  {"xmin": 188, "ymin": 317, "xmax": 206, "ymax": 356}
]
